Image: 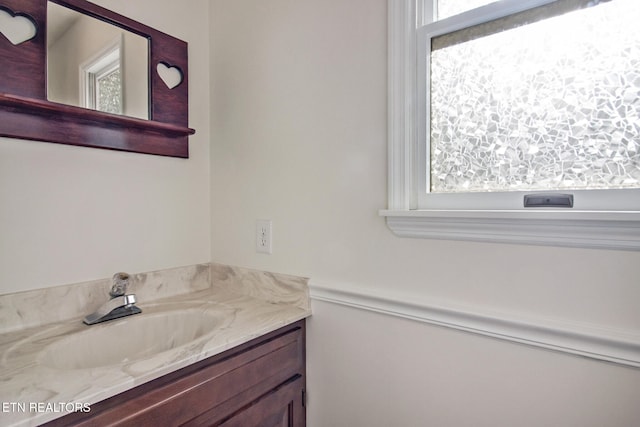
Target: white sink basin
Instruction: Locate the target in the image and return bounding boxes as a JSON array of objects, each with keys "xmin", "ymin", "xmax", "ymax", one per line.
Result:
[{"xmin": 38, "ymin": 308, "xmax": 224, "ymax": 370}]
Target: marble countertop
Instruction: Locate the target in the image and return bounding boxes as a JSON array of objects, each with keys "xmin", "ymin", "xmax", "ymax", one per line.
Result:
[{"xmin": 0, "ymin": 264, "xmax": 311, "ymax": 427}]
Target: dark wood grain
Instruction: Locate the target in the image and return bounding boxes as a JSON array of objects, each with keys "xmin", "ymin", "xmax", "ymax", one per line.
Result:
[
  {"xmin": 0, "ymin": 0, "xmax": 193, "ymax": 157},
  {"xmin": 216, "ymin": 376, "xmax": 304, "ymax": 427},
  {"xmin": 0, "ymin": 0, "xmax": 46, "ymax": 98}
]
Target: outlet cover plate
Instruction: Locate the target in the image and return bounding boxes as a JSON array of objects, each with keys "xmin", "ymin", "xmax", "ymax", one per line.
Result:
[{"xmin": 256, "ymin": 220, "xmax": 272, "ymax": 254}]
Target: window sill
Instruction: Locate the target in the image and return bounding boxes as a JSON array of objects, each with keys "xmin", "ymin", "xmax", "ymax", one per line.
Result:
[{"xmin": 379, "ymin": 209, "xmax": 640, "ymax": 250}]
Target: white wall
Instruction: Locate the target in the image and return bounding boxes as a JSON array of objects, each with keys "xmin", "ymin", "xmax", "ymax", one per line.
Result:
[
  {"xmin": 209, "ymin": 0, "xmax": 640, "ymax": 425},
  {"xmin": 0, "ymin": 0, "xmax": 211, "ymax": 294},
  {"xmin": 308, "ymin": 301, "xmax": 640, "ymax": 427}
]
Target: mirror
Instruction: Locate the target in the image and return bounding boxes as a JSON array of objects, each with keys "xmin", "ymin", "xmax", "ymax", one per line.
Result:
[
  {"xmin": 46, "ymin": 2, "xmax": 149, "ymax": 120},
  {"xmin": 0, "ymin": 0, "xmax": 193, "ymax": 158}
]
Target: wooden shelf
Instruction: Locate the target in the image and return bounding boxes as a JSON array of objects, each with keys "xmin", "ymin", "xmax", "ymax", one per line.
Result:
[{"xmin": 0, "ymin": 94, "xmax": 195, "ymax": 136}]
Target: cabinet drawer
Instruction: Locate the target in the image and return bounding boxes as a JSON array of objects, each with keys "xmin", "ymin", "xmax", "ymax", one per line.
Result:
[{"xmin": 46, "ymin": 321, "xmax": 306, "ymax": 427}]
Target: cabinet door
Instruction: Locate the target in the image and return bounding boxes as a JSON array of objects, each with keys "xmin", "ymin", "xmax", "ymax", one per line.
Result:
[{"xmin": 220, "ymin": 375, "xmax": 305, "ymax": 427}]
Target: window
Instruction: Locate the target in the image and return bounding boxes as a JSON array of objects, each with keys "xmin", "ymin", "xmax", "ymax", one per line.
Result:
[
  {"xmin": 437, "ymin": 0, "xmax": 494, "ymax": 20},
  {"xmin": 80, "ymin": 38, "xmax": 123, "ymax": 115},
  {"xmin": 381, "ymin": 0, "xmax": 640, "ymax": 249}
]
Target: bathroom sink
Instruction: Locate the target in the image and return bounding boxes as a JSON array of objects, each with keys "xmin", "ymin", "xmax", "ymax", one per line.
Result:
[{"xmin": 38, "ymin": 308, "xmax": 224, "ymax": 370}]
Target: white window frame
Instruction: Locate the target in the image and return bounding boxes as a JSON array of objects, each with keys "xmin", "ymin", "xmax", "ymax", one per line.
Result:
[
  {"xmin": 380, "ymin": 0, "xmax": 640, "ymax": 250},
  {"xmin": 79, "ymin": 36, "xmax": 123, "ymax": 114}
]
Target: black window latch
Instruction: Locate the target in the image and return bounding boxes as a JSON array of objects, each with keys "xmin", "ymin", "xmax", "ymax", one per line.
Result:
[{"xmin": 524, "ymin": 193, "xmax": 574, "ymax": 208}]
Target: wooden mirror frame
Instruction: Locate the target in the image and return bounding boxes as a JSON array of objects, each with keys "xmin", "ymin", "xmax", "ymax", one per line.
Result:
[{"xmin": 0, "ymin": 0, "xmax": 194, "ymax": 158}]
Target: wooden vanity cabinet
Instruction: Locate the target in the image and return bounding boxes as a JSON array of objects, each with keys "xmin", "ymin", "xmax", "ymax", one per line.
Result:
[{"xmin": 44, "ymin": 320, "xmax": 306, "ymax": 427}]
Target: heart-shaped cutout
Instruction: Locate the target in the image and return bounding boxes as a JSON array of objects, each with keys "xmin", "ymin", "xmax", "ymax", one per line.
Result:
[
  {"xmin": 157, "ymin": 62, "xmax": 183, "ymax": 90},
  {"xmin": 0, "ymin": 8, "xmax": 37, "ymax": 45}
]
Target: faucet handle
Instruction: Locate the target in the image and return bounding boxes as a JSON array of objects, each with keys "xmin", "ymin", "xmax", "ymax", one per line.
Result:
[{"xmin": 110, "ymin": 272, "xmax": 130, "ymax": 298}]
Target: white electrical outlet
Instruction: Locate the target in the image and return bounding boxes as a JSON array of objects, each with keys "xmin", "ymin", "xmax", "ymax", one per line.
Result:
[{"xmin": 256, "ymin": 220, "xmax": 272, "ymax": 254}]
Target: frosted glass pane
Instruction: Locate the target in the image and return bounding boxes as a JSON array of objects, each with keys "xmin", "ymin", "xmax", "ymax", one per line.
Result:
[
  {"xmin": 437, "ymin": 0, "xmax": 496, "ymax": 20},
  {"xmin": 97, "ymin": 68, "xmax": 122, "ymax": 115},
  {"xmin": 430, "ymin": 0, "xmax": 640, "ymax": 193}
]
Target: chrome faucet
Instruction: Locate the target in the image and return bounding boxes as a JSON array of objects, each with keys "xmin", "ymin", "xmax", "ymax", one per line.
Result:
[{"xmin": 83, "ymin": 272, "xmax": 142, "ymax": 325}]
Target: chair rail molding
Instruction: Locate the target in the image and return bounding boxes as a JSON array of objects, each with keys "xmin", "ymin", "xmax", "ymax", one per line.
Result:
[{"xmin": 310, "ymin": 280, "xmax": 640, "ymax": 368}]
